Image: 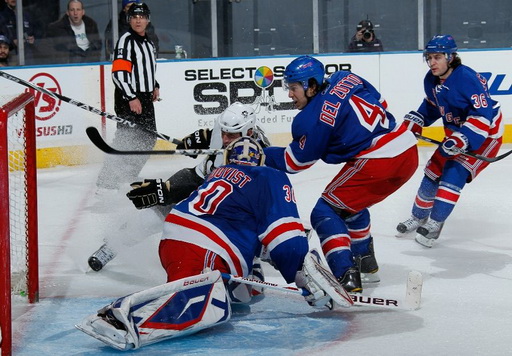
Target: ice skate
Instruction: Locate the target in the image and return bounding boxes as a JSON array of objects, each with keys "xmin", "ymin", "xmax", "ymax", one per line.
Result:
[
  {"xmin": 88, "ymin": 243, "xmax": 117, "ymax": 271},
  {"xmin": 356, "ymin": 240, "xmax": 380, "ymax": 283},
  {"xmin": 415, "ymin": 218, "xmax": 444, "ymax": 248},
  {"xmin": 337, "ymin": 267, "xmax": 362, "ymax": 293},
  {"xmin": 396, "ymin": 216, "xmax": 427, "ymax": 237}
]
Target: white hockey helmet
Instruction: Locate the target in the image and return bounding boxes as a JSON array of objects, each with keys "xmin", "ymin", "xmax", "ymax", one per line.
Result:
[{"xmin": 217, "ymin": 102, "xmax": 256, "ymax": 135}]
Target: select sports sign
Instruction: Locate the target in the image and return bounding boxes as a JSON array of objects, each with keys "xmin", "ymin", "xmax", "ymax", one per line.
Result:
[{"xmin": 154, "ymin": 57, "xmax": 368, "ymax": 138}]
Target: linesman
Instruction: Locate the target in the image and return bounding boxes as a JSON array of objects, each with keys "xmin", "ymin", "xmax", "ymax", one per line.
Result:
[{"xmin": 96, "ymin": 2, "xmax": 160, "ymax": 191}]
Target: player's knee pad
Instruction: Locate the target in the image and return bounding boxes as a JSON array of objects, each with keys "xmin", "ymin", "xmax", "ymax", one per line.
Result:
[{"xmin": 311, "ymin": 198, "xmax": 350, "ymax": 228}]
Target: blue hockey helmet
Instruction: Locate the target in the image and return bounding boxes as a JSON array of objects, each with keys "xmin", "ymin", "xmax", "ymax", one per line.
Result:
[
  {"xmin": 424, "ymin": 35, "xmax": 457, "ymax": 60},
  {"xmin": 283, "ymin": 55, "xmax": 325, "ymax": 91},
  {"xmin": 224, "ymin": 136, "xmax": 265, "ymax": 167}
]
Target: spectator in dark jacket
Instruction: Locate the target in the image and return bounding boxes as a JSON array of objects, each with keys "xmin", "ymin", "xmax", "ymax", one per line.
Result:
[
  {"xmin": 0, "ymin": 34, "xmax": 11, "ymax": 66},
  {"xmin": 0, "ymin": 0, "xmax": 36, "ymax": 64},
  {"xmin": 104, "ymin": 0, "xmax": 159, "ymax": 60},
  {"xmin": 46, "ymin": 0, "xmax": 102, "ymax": 64}
]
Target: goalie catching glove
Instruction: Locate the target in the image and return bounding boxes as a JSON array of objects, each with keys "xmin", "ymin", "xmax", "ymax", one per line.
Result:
[{"xmin": 126, "ymin": 179, "xmax": 172, "ymax": 209}]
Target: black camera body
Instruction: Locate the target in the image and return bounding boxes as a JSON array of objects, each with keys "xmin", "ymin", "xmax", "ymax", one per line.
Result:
[{"xmin": 362, "ymin": 29, "xmax": 373, "ymax": 40}]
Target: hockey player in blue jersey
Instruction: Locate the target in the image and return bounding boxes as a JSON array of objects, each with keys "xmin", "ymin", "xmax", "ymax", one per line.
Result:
[
  {"xmin": 263, "ymin": 55, "xmax": 419, "ymax": 292},
  {"xmin": 76, "ymin": 136, "xmax": 352, "ymax": 350},
  {"xmin": 159, "ymin": 136, "xmax": 307, "ymax": 285},
  {"xmin": 396, "ymin": 35, "xmax": 504, "ymax": 247}
]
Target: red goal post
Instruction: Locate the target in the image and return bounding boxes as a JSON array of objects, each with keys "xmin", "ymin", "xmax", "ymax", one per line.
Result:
[{"xmin": 0, "ymin": 92, "xmax": 38, "ymax": 356}]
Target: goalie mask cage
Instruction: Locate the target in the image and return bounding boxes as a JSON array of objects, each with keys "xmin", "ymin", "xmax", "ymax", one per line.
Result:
[{"xmin": 0, "ymin": 92, "xmax": 38, "ymax": 356}]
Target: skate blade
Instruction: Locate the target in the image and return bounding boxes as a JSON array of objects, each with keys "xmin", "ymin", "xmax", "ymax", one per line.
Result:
[
  {"xmin": 361, "ymin": 272, "xmax": 380, "ymax": 283},
  {"xmin": 395, "ymin": 230, "xmax": 414, "ymax": 238},
  {"xmin": 415, "ymin": 235, "xmax": 434, "ymax": 248}
]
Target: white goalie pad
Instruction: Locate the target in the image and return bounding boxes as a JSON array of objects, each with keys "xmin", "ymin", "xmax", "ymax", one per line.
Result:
[
  {"xmin": 299, "ymin": 250, "xmax": 354, "ymax": 308},
  {"xmin": 76, "ymin": 270, "xmax": 231, "ymax": 350}
]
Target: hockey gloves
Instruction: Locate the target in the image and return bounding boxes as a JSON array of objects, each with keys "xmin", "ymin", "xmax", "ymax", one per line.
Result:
[
  {"xmin": 439, "ymin": 132, "xmax": 469, "ymax": 158},
  {"xmin": 401, "ymin": 111, "xmax": 425, "ymax": 135},
  {"xmin": 176, "ymin": 129, "xmax": 212, "ymax": 150},
  {"xmin": 126, "ymin": 179, "xmax": 172, "ymax": 209}
]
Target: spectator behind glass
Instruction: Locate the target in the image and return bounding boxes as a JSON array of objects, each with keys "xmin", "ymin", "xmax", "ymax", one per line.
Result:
[
  {"xmin": 0, "ymin": 0, "xmax": 36, "ymax": 64},
  {"xmin": 347, "ymin": 19, "xmax": 384, "ymax": 53},
  {"xmin": 46, "ymin": 0, "xmax": 102, "ymax": 64},
  {"xmin": 0, "ymin": 34, "xmax": 10, "ymax": 66},
  {"xmin": 104, "ymin": 0, "xmax": 159, "ymax": 60}
]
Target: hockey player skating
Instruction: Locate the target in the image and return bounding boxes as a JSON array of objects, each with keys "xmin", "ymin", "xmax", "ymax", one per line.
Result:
[
  {"xmin": 76, "ymin": 136, "xmax": 352, "ymax": 351},
  {"xmin": 396, "ymin": 35, "xmax": 504, "ymax": 247},
  {"xmin": 262, "ymin": 55, "xmax": 418, "ymax": 293},
  {"xmin": 88, "ymin": 102, "xmax": 270, "ymax": 271}
]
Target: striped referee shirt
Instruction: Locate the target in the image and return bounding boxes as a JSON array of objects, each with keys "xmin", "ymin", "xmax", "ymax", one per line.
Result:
[{"xmin": 112, "ymin": 28, "xmax": 159, "ymax": 100}]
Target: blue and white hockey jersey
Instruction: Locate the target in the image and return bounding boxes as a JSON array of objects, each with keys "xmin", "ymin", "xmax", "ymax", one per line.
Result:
[
  {"xmin": 162, "ymin": 163, "xmax": 308, "ymax": 283},
  {"xmin": 264, "ymin": 70, "xmax": 417, "ymax": 173},
  {"xmin": 417, "ymin": 64, "xmax": 503, "ymax": 151}
]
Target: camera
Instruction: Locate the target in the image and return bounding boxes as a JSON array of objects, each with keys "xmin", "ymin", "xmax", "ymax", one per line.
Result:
[{"xmin": 362, "ymin": 29, "xmax": 373, "ymax": 40}]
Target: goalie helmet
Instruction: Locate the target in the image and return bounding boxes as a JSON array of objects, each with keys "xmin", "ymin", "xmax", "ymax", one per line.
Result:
[
  {"xmin": 224, "ymin": 136, "xmax": 265, "ymax": 167},
  {"xmin": 127, "ymin": 2, "xmax": 151, "ymax": 21},
  {"xmin": 283, "ymin": 55, "xmax": 325, "ymax": 91},
  {"xmin": 217, "ymin": 102, "xmax": 256, "ymax": 134}
]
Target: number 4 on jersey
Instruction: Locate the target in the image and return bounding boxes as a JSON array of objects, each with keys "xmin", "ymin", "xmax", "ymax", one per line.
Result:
[{"xmin": 349, "ymin": 95, "xmax": 389, "ymax": 131}]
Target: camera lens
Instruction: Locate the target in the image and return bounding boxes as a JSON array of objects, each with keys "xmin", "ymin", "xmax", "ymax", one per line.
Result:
[{"xmin": 363, "ymin": 30, "xmax": 372, "ymax": 40}]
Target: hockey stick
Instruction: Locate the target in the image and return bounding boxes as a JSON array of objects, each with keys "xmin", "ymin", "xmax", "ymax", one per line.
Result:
[
  {"xmin": 0, "ymin": 70, "xmax": 180, "ymax": 144},
  {"xmin": 416, "ymin": 134, "xmax": 512, "ymax": 163},
  {"xmin": 222, "ymin": 270, "xmax": 422, "ymax": 311},
  {"xmin": 86, "ymin": 126, "xmax": 223, "ymax": 156}
]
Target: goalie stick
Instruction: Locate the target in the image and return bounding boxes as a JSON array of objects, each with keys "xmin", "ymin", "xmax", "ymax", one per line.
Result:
[
  {"xmin": 86, "ymin": 126, "xmax": 223, "ymax": 156},
  {"xmin": 222, "ymin": 270, "xmax": 423, "ymax": 311},
  {"xmin": 416, "ymin": 134, "xmax": 512, "ymax": 163},
  {"xmin": 0, "ymin": 70, "xmax": 180, "ymax": 144}
]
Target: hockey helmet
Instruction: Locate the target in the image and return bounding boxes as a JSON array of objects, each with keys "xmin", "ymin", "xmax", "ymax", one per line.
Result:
[
  {"xmin": 224, "ymin": 136, "xmax": 265, "ymax": 167},
  {"xmin": 424, "ymin": 35, "xmax": 457, "ymax": 61},
  {"xmin": 127, "ymin": 2, "xmax": 150, "ymax": 21},
  {"xmin": 283, "ymin": 55, "xmax": 325, "ymax": 91},
  {"xmin": 217, "ymin": 102, "xmax": 256, "ymax": 134}
]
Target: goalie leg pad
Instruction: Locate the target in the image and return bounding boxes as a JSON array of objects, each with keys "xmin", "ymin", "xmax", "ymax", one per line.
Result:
[{"xmin": 76, "ymin": 270, "xmax": 231, "ymax": 350}]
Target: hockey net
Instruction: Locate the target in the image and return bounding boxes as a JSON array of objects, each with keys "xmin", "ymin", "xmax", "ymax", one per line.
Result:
[{"xmin": 0, "ymin": 92, "xmax": 38, "ymax": 356}]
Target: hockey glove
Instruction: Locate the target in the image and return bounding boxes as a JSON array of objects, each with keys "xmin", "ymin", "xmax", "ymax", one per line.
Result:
[
  {"xmin": 176, "ymin": 129, "xmax": 212, "ymax": 150},
  {"xmin": 439, "ymin": 132, "xmax": 469, "ymax": 158},
  {"xmin": 400, "ymin": 111, "xmax": 425, "ymax": 135},
  {"xmin": 126, "ymin": 179, "xmax": 172, "ymax": 209}
]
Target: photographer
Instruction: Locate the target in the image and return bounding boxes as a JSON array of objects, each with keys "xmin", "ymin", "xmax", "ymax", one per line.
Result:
[{"xmin": 347, "ymin": 19, "xmax": 383, "ymax": 53}]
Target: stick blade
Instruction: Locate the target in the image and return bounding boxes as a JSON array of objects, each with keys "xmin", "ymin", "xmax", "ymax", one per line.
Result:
[
  {"xmin": 405, "ymin": 270, "xmax": 423, "ymax": 310},
  {"xmin": 85, "ymin": 126, "xmax": 121, "ymax": 154}
]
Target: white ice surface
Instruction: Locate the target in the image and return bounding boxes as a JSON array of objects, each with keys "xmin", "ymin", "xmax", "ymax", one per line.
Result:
[{"xmin": 11, "ymin": 145, "xmax": 512, "ymax": 355}]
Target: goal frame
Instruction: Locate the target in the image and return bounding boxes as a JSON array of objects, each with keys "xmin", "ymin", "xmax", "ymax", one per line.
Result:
[{"xmin": 0, "ymin": 92, "xmax": 38, "ymax": 356}]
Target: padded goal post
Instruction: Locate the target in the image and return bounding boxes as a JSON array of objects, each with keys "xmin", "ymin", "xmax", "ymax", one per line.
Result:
[{"xmin": 0, "ymin": 92, "xmax": 38, "ymax": 356}]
